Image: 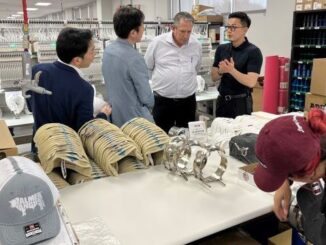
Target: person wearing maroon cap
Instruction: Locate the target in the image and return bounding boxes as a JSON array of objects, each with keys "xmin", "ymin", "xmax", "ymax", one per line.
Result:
[{"xmin": 253, "ymin": 108, "xmax": 326, "ymax": 239}]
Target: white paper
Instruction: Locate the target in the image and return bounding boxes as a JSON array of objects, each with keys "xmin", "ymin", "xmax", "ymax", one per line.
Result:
[{"xmin": 73, "ymin": 217, "xmax": 121, "ymax": 245}]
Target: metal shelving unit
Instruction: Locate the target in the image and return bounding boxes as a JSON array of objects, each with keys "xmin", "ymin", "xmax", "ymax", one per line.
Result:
[{"xmin": 289, "ymin": 9, "xmax": 326, "ymax": 111}]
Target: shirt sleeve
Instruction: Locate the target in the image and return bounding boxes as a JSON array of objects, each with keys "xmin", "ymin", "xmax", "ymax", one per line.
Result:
[
  {"xmin": 247, "ymin": 47, "xmax": 263, "ymax": 74},
  {"xmin": 195, "ymin": 44, "xmax": 203, "ymax": 73},
  {"xmin": 213, "ymin": 45, "xmax": 222, "ymax": 67},
  {"xmin": 76, "ymin": 84, "xmax": 96, "ymax": 131},
  {"xmin": 129, "ymin": 55, "xmax": 154, "ymax": 109},
  {"xmin": 144, "ymin": 40, "xmax": 155, "ymax": 78}
]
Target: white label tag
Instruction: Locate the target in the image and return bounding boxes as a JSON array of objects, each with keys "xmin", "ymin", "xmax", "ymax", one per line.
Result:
[
  {"xmin": 61, "ymin": 159, "xmax": 67, "ymax": 179},
  {"xmin": 25, "ymin": 223, "xmax": 42, "ymax": 238},
  {"xmin": 188, "ymin": 121, "xmax": 207, "ymax": 143}
]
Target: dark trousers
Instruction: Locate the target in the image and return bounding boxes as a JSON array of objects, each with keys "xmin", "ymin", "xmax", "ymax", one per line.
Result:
[
  {"xmin": 216, "ymin": 94, "xmax": 253, "ymax": 119},
  {"xmin": 153, "ymin": 92, "xmax": 196, "ymax": 133}
]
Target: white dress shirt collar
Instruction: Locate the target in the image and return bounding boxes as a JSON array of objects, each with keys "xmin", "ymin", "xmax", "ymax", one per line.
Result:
[{"xmin": 57, "ymin": 58, "xmax": 84, "ymax": 78}]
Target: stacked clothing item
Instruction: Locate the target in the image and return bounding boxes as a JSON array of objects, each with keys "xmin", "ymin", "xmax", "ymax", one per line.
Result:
[
  {"xmin": 121, "ymin": 117, "xmax": 170, "ymax": 166},
  {"xmin": 34, "ymin": 123, "xmax": 108, "ymax": 188},
  {"xmin": 47, "ymin": 171, "xmax": 70, "ymax": 189},
  {"xmin": 34, "ymin": 123, "xmax": 92, "ymax": 179},
  {"xmin": 118, "ymin": 156, "xmax": 147, "ymax": 174},
  {"xmin": 78, "ymin": 119, "xmax": 143, "ymax": 176},
  {"xmin": 67, "ymin": 159, "xmax": 108, "ymax": 184}
]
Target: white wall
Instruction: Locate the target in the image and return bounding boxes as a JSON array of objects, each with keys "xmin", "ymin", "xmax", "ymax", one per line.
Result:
[
  {"xmin": 40, "ymin": 0, "xmax": 296, "ymax": 74},
  {"xmin": 97, "ymin": 0, "xmax": 113, "ymax": 20},
  {"xmin": 43, "ymin": 1, "xmax": 97, "ymax": 20},
  {"xmin": 246, "ymin": 0, "xmax": 296, "ymax": 74},
  {"xmin": 111, "ymin": 0, "xmax": 169, "ymax": 21}
]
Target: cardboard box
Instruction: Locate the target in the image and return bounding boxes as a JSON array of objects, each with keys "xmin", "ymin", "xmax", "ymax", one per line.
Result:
[
  {"xmin": 268, "ymin": 229, "xmax": 292, "ymax": 245},
  {"xmin": 253, "ymin": 83, "xmax": 263, "ymax": 112},
  {"xmin": 195, "ymin": 15, "xmax": 223, "ymax": 23},
  {"xmin": 0, "ymin": 120, "xmax": 17, "ymax": 159},
  {"xmin": 238, "ymin": 163, "xmax": 258, "ymax": 187},
  {"xmin": 310, "ymin": 58, "xmax": 326, "ymax": 96},
  {"xmin": 304, "ymin": 92, "xmax": 326, "ymax": 111},
  {"xmin": 191, "ymin": 4, "xmax": 223, "ymax": 23},
  {"xmin": 192, "ymin": 4, "xmax": 213, "ymax": 13},
  {"xmin": 296, "ymin": 0, "xmax": 314, "ymax": 10},
  {"xmin": 313, "ymin": 0, "xmax": 326, "ymax": 9},
  {"xmin": 304, "ymin": 2, "xmax": 313, "ymax": 9},
  {"xmin": 295, "ymin": 3, "xmax": 303, "ymax": 10},
  {"xmin": 297, "ymin": 0, "xmax": 313, "ymax": 2}
]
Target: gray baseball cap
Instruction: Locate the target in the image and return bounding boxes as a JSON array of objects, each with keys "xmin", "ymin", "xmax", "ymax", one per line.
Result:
[{"xmin": 0, "ymin": 156, "xmax": 60, "ymax": 245}]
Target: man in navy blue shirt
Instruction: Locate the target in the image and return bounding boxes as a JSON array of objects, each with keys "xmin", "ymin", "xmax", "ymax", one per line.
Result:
[
  {"xmin": 27, "ymin": 28, "xmax": 111, "ymax": 137},
  {"xmin": 211, "ymin": 12, "xmax": 262, "ymax": 118}
]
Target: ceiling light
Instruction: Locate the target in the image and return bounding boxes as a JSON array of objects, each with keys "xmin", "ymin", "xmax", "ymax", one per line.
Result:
[
  {"xmin": 17, "ymin": 12, "xmax": 23, "ymax": 14},
  {"xmin": 26, "ymin": 8, "xmax": 38, "ymax": 11},
  {"xmin": 11, "ymin": 14, "xmax": 21, "ymax": 17},
  {"xmin": 35, "ymin": 2, "xmax": 52, "ymax": 6}
]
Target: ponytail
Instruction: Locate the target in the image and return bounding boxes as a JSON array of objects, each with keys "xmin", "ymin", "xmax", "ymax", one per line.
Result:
[{"xmin": 308, "ymin": 108, "xmax": 326, "ymax": 135}]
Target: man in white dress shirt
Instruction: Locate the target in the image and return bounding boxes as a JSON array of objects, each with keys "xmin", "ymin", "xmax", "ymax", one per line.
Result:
[{"xmin": 144, "ymin": 12, "xmax": 202, "ymax": 133}]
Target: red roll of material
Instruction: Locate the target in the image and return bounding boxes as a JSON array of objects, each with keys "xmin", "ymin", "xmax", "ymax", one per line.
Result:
[
  {"xmin": 279, "ymin": 57, "xmax": 290, "ymax": 83},
  {"xmin": 280, "ymin": 82, "xmax": 289, "ymax": 89},
  {"xmin": 263, "ymin": 56, "xmax": 280, "ymax": 114},
  {"xmin": 278, "ymin": 88, "xmax": 289, "ymax": 114},
  {"xmin": 279, "ymin": 57, "xmax": 286, "ymax": 65}
]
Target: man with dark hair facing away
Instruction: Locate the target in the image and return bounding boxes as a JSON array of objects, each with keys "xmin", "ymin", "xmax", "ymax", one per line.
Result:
[
  {"xmin": 102, "ymin": 6, "xmax": 154, "ymax": 127},
  {"xmin": 27, "ymin": 27, "xmax": 111, "ymax": 138}
]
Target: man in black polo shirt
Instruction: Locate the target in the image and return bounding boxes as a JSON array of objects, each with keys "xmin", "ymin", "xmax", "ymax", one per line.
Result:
[{"xmin": 211, "ymin": 12, "xmax": 262, "ymax": 118}]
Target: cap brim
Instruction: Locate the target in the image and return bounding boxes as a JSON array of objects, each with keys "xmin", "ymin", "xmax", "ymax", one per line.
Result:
[
  {"xmin": 0, "ymin": 206, "xmax": 60, "ymax": 245},
  {"xmin": 254, "ymin": 164, "xmax": 287, "ymax": 192}
]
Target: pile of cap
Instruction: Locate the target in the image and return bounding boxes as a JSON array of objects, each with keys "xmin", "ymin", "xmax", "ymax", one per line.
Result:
[
  {"xmin": 118, "ymin": 156, "xmax": 148, "ymax": 174},
  {"xmin": 121, "ymin": 117, "xmax": 169, "ymax": 166},
  {"xmin": 78, "ymin": 119, "xmax": 143, "ymax": 176},
  {"xmin": 67, "ymin": 159, "xmax": 108, "ymax": 184},
  {"xmin": 34, "ymin": 123, "xmax": 92, "ymax": 179},
  {"xmin": 47, "ymin": 171, "xmax": 70, "ymax": 189}
]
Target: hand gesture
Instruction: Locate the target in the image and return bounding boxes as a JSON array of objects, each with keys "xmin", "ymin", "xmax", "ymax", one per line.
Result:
[
  {"xmin": 218, "ymin": 57, "xmax": 235, "ymax": 74},
  {"xmin": 100, "ymin": 103, "xmax": 112, "ymax": 116}
]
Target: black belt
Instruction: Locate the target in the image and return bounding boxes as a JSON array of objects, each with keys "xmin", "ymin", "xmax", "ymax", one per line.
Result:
[
  {"xmin": 154, "ymin": 91, "xmax": 195, "ymax": 102},
  {"xmin": 222, "ymin": 93, "xmax": 248, "ymax": 101}
]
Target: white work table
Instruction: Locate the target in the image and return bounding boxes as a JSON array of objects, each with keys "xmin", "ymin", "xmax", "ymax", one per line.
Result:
[
  {"xmin": 60, "ymin": 156, "xmax": 273, "ymax": 245},
  {"xmin": 196, "ymin": 89, "xmax": 219, "ymax": 118},
  {"xmin": 196, "ymin": 88, "xmax": 218, "ymax": 102},
  {"xmin": 2, "ymin": 90, "xmax": 218, "ymax": 128},
  {"xmin": 3, "ymin": 113, "xmax": 33, "ymax": 127}
]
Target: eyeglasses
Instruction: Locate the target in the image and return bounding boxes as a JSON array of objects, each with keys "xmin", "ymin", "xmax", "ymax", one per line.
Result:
[{"xmin": 224, "ymin": 25, "xmax": 246, "ymax": 32}]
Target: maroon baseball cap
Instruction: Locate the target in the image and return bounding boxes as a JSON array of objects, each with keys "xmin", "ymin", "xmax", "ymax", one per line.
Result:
[{"xmin": 253, "ymin": 115, "xmax": 321, "ymax": 192}]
